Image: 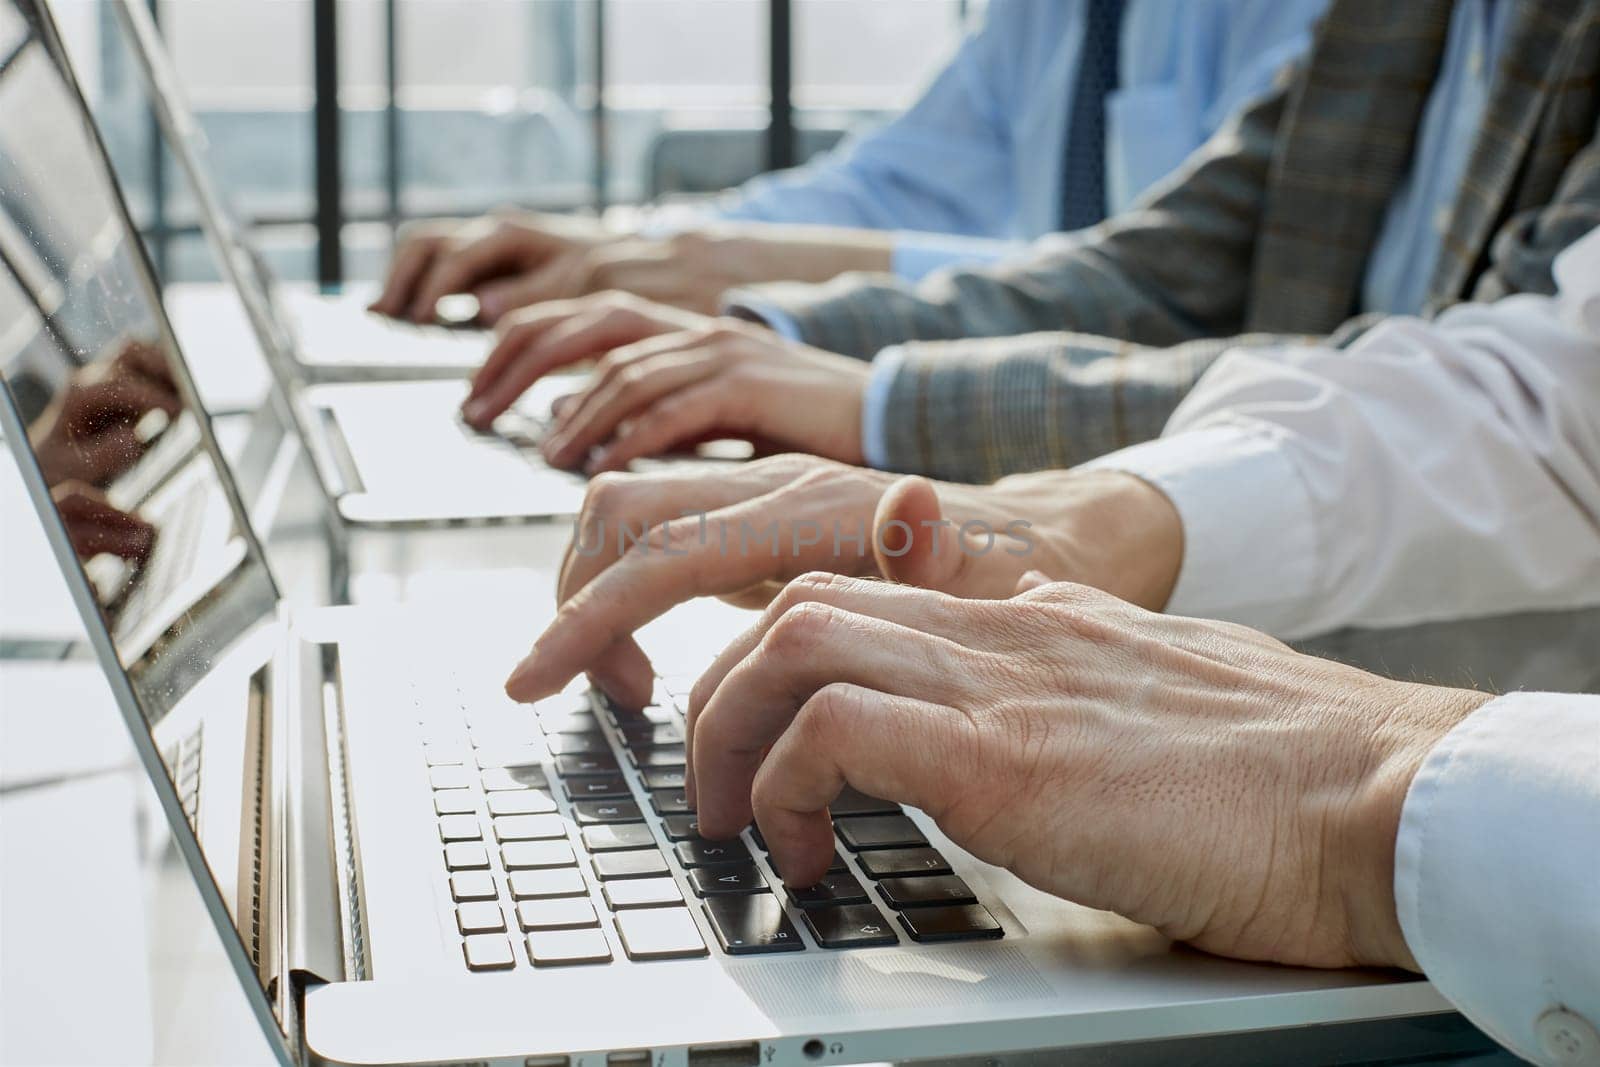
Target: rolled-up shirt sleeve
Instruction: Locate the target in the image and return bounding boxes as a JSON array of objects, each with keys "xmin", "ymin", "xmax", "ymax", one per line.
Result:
[
  {"xmin": 1082, "ymin": 228, "xmax": 1600, "ymax": 638},
  {"xmin": 1394, "ymin": 692, "xmax": 1600, "ymax": 1066}
]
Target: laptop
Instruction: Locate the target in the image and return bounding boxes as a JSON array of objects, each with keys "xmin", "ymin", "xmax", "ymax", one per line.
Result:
[
  {"xmin": 3, "ymin": 6, "xmax": 1507, "ymax": 1065},
  {"xmin": 49, "ymin": 0, "xmax": 608, "ymax": 525}
]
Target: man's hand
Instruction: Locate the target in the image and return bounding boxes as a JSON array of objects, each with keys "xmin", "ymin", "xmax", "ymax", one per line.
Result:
[
  {"xmin": 461, "ymin": 293, "xmax": 710, "ymax": 429},
  {"xmin": 687, "ymin": 574, "xmax": 1493, "ymax": 971},
  {"xmin": 368, "ymin": 213, "xmax": 614, "ymax": 325},
  {"xmin": 538, "ymin": 319, "xmax": 872, "ymax": 472},
  {"xmin": 503, "ymin": 461, "xmax": 1184, "ymax": 710},
  {"xmin": 567, "ymin": 226, "xmax": 892, "ymax": 315},
  {"xmin": 371, "ymin": 217, "xmax": 893, "ymax": 327}
]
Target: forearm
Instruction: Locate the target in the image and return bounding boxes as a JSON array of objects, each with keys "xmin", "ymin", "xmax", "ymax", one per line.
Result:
[{"xmin": 864, "ymin": 332, "xmax": 1264, "ymax": 482}]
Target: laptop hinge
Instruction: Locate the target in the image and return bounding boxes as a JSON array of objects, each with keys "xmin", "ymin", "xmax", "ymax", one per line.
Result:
[
  {"xmin": 312, "ymin": 406, "xmax": 364, "ymax": 498},
  {"xmin": 277, "ymin": 635, "xmax": 348, "ymax": 987}
]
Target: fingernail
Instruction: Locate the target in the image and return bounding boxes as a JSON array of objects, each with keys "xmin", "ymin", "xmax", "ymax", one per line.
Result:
[{"xmin": 462, "ymin": 399, "xmax": 488, "ymax": 425}]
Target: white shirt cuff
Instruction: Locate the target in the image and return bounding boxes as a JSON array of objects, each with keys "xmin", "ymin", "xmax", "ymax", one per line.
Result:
[
  {"xmin": 859, "ymin": 347, "xmax": 906, "ymax": 470},
  {"xmin": 1395, "ymin": 692, "xmax": 1600, "ymax": 1066},
  {"xmin": 889, "ymin": 232, "xmax": 1018, "ymax": 282},
  {"xmin": 1079, "ymin": 424, "xmax": 1319, "ymax": 634}
]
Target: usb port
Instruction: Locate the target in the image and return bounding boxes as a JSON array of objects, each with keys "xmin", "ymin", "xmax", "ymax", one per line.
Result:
[
  {"xmin": 606, "ymin": 1053, "xmax": 650, "ymax": 1066},
  {"xmin": 688, "ymin": 1043, "xmax": 761, "ymax": 1067},
  {"xmin": 524, "ymin": 1058, "xmax": 570, "ymax": 1067}
]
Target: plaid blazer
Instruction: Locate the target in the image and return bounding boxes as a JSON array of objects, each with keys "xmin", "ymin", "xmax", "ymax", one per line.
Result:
[{"xmin": 732, "ymin": 0, "xmax": 1600, "ymax": 483}]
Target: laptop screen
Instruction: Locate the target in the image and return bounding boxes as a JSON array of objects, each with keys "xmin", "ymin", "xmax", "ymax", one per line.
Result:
[
  {"xmin": 0, "ymin": 5, "xmax": 290, "ymax": 1054},
  {"xmin": 0, "ymin": 5, "xmax": 278, "ymax": 740}
]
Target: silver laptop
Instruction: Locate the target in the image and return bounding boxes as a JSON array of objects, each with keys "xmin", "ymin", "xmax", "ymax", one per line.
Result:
[
  {"xmin": 1, "ymin": 6, "xmax": 1499, "ymax": 1064},
  {"xmin": 51, "ymin": 0, "xmax": 598, "ymax": 525}
]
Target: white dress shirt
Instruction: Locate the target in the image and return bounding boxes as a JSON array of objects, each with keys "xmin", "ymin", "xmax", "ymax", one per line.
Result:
[
  {"xmin": 1084, "ymin": 227, "xmax": 1600, "ymax": 639},
  {"xmin": 1086, "ymin": 228, "xmax": 1600, "ymax": 1065},
  {"xmin": 1396, "ymin": 692, "xmax": 1600, "ymax": 1066}
]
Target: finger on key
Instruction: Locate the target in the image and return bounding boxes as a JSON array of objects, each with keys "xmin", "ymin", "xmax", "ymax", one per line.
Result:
[
  {"xmin": 685, "ymin": 575, "xmax": 978, "ymax": 804},
  {"xmin": 691, "ymin": 607, "xmax": 973, "ymax": 838},
  {"xmin": 752, "ymin": 684, "xmax": 964, "ymax": 887}
]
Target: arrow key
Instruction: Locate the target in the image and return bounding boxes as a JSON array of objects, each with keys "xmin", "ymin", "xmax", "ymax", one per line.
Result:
[{"xmin": 802, "ymin": 903, "xmax": 898, "ymax": 949}]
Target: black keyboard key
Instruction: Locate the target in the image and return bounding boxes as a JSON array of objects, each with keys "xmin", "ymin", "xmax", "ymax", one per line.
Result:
[
  {"xmin": 493, "ymin": 814, "xmax": 566, "ymax": 842},
  {"xmin": 801, "ymin": 903, "xmax": 897, "ymax": 949},
  {"xmin": 539, "ymin": 711, "xmax": 600, "ymax": 735},
  {"xmin": 650, "ymin": 791, "xmax": 694, "ymax": 816},
  {"xmin": 618, "ymin": 723, "xmax": 682, "ymax": 747},
  {"xmin": 591, "ymin": 850, "xmax": 670, "ymax": 881},
  {"xmin": 527, "ymin": 927, "xmax": 612, "ymax": 966},
  {"xmin": 829, "ymin": 787, "xmax": 901, "ymax": 817},
  {"xmin": 546, "ymin": 734, "xmax": 612, "ymax": 757},
  {"xmin": 437, "ymin": 815, "xmax": 482, "ymax": 842},
  {"xmin": 630, "ymin": 746, "xmax": 687, "ymax": 770},
  {"xmin": 785, "ymin": 871, "xmax": 868, "ymax": 908},
  {"xmin": 443, "ymin": 842, "xmax": 490, "ymax": 870},
  {"xmin": 602, "ymin": 877, "xmax": 684, "ymax": 910},
  {"xmin": 516, "ymin": 898, "xmax": 598, "ymax": 931},
  {"xmin": 675, "ymin": 838, "xmax": 752, "ymax": 868},
  {"xmin": 572, "ymin": 799, "xmax": 643, "ymax": 824},
  {"xmin": 564, "ymin": 774, "xmax": 631, "ymax": 802},
  {"xmin": 688, "ymin": 863, "xmax": 768, "ymax": 897},
  {"xmin": 606, "ymin": 702, "xmax": 675, "ymax": 728},
  {"xmin": 702, "ymin": 895, "xmax": 804, "ymax": 955},
  {"xmin": 501, "ymin": 841, "xmax": 576, "ymax": 870},
  {"xmin": 659, "ymin": 814, "xmax": 704, "ymax": 841},
  {"xmin": 463, "ymin": 933, "xmax": 516, "ymax": 971},
  {"xmin": 856, "ymin": 848, "xmax": 952, "ymax": 880},
  {"xmin": 897, "ymin": 904, "xmax": 1002, "ymax": 943},
  {"xmin": 641, "ymin": 767, "xmax": 688, "ymax": 792},
  {"xmin": 486, "ymin": 790, "xmax": 558, "ymax": 817},
  {"xmin": 449, "ymin": 871, "xmax": 498, "ymax": 902},
  {"xmin": 876, "ymin": 875, "xmax": 977, "ymax": 910},
  {"xmin": 479, "ymin": 765, "xmax": 549, "ymax": 792},
  {"xmin": 508, "ymin": 869, "xmax": 587, "ymax": 900},
  {"xmin": 614, "ymin": 908, "xmax": 708, "ymax": 960},
  {"xmin": 835, "ymin": 814, "xmax": 927, "ymax": 851},
  {"xmin": 581, "ymin": 823, "xmax": 656, "ymax": 852},
  {"xmin": 555, "ymin": 753, "xmax": 620, "ymax": 778}
]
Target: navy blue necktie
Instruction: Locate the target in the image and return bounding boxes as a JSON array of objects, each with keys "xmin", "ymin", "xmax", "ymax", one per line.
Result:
[{"xmin": 1059, "ymin": 0, "xmax": 1126, "ymax": 231}]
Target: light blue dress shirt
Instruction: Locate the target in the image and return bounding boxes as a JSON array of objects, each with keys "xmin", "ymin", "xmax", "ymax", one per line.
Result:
[
  {"xmin": 703, "ymin": 0, "xmax": 1327, "ymax": 282},
  {"xmin": 1361, "ymin": 0, "xmax": 1509, "ymax": 316}
]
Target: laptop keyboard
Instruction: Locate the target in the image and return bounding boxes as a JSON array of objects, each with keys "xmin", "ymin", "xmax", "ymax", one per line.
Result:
[{"xmin": 417, "ymin": 682, "xmax": 1002, "ymax": 972}]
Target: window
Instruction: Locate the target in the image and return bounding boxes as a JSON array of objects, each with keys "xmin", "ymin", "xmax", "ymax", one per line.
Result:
[{"xmin": 58, "ymin": 0, "xmax": 970, "ymax": 284}]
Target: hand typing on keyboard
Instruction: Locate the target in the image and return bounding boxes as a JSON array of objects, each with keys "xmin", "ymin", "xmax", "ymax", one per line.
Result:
[
  {"xmin": 678, "ymin": 571, "xmax": 1492, "ymax": 974},
  {"xmin": 503, "ymin": 459, "xmax": 1183, "ymax": 710}
]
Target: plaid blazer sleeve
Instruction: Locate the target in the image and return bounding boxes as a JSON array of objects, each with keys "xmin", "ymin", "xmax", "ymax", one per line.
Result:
[
  {"xmin": 725, "ymin": 70, "xmax": 1294, "ymax": 361},
  {"xmin": 871, "ymin": 331, "xmax": 1315, "ymax": 483}
]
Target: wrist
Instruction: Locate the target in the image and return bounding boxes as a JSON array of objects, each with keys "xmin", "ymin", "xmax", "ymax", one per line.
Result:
[
  {"xmin": 993, "ymin": 470, "xmax": 1184, "ymax": 610},
  {"xmin": 1321, "ymin": 682, "xmax": 1494, "ymax": 970}
]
